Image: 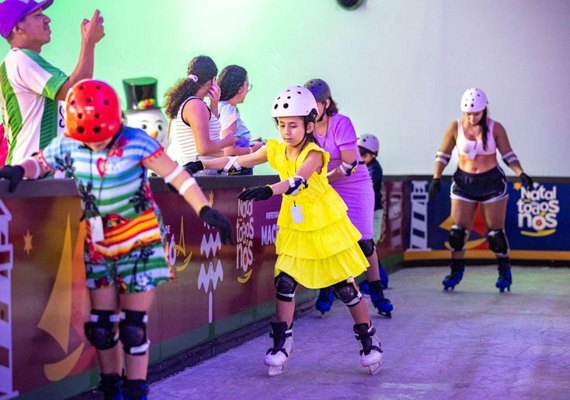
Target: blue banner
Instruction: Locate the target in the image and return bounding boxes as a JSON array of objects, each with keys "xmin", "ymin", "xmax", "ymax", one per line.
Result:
[{"xmin": 424, "ymin": 180, "xmax": 568, "ymax": 253}]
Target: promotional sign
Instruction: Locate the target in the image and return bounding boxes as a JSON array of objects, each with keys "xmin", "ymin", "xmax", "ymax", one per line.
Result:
[
  {"xmin": 406, "ymin": 178, "xmax": 569, "ymax": 261},
  {"xmin": 0, "ymin": 184, "xmax": 285, "ymax": 399}
]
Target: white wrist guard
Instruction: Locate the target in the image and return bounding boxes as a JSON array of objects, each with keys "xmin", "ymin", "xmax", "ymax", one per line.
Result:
[
  {"xmin": 178, "ymin": 177, "xmax": 197, "ymax": 196},
  {"xmin": 22, "ymin": 157, "xmax": 41, "ymax": 179},
  {"xmin": 339, "ymin": 160, "xmax": 358, "ymax": 176},
  {"xmin": 222, "ymin": 156, "xmax": 242, "ymax": 174},
  {"xmin": 435, "ymin": 151, "xmax": 451, "ymax": 165},
  {"xmin": 163, "ymin": 165, "xmax": 184, "ymax": 183},
  {"xmin": 502, "ymin": 151, "xmax": 518, "ymax": 165},
  {"xmin": 285, "ymin": 176, "xmax": 308, "ymax": 195}
]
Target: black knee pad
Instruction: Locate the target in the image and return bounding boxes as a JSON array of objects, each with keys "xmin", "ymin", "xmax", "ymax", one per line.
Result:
[
  {"xmin": 358, "ymin": 239, "xmax": 375, "ymax": 258},
  {"xmin": 449, "ymin": 225, "xmax": 467, "ymax": 252},
  {"xmin": 119, "ymin": 310, "xmax": 149, "ymax": 356},
  {"xmin": 333, "ymin": 279, "xmax": 362, "ymax": 307},
  {"xmin": 487, "ymin": 229, "xmax": 509, "ymax": 256},
  {"xmin": 84, "ymin": 310, "xmax": 118, "ymax": 350},
  {"xmin": 274, "ymin": 273, "xmax": 298, "ymax": 302}
]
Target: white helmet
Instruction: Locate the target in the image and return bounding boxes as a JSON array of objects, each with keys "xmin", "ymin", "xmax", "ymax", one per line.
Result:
[
  {"xmin": 358, "ymin": 134, "xmax": 379, "ymax": 154},
  {"xmin": 271, "ymin": 86, "xmax": 317, "ymax": 118},
  {"xmin": 460, "ymin": 88, "xmax": 488, "ymax": 112}
]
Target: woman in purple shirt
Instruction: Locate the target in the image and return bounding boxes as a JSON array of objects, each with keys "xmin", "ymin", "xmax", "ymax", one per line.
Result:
[{"xmin": 305, "ymin": 79, "xmax": 393, "ymax": 318}]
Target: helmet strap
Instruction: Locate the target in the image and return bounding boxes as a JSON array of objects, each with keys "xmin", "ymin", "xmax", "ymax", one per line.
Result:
[{"xmin": 292, "ymin": 135, "xmax": 308, "ymax": 149}]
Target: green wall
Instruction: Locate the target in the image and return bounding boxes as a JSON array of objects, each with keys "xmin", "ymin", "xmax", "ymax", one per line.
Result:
[{"xmin": 1, "ymin": 0, "xmax": 569, "ymax": 176}]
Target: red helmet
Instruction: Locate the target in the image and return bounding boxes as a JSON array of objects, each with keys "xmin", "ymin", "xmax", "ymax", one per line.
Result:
[{"xmin": 65, "ymin": 80, "xmax": 122, "ymax": 143}]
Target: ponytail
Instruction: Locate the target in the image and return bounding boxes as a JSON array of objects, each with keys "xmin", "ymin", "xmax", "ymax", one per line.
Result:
[
  {"xmin": 163, "ymin": 55, "xmax": 218, "ymax": 119},
  {"xmin": 164, "ymin": 79, "xmax": 200, "ymax": 119}
]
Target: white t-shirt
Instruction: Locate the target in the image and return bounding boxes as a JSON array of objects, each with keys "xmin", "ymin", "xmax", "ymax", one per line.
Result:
[
  {"xmin": 218, "ymin": 101, "xmax": 251, "ymax": 147},
  {"xmin": 0, "ymin": 48, "xmax": 67, "ymax": 164}
]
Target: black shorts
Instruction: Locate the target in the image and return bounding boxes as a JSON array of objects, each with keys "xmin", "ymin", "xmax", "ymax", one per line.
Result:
[{"xmin": 450, "ymin": 166, "xmax": 508, "ymax": 203}]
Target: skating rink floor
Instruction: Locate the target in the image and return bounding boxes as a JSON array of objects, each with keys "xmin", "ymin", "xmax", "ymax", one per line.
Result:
[{"xmin": 150, "ymin": 265, "xmax": 570, "ymax": 400}]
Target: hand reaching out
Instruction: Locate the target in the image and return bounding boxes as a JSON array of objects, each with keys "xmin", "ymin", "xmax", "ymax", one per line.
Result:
[
  {"xmin": 237, "ymin": 186, "xmax": 273, "ymax": 201},
  {"xmin": 199, "ymin": 206, "xmax": 233, "ymax": 244}
]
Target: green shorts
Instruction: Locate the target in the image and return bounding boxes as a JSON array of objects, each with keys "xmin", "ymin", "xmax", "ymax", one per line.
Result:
[{"xmin": 85, "ymin": 241, "xmax": 173, "ymax": 294}]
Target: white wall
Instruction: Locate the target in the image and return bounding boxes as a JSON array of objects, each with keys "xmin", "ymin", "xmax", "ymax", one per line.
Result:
[{"xmin": 2, "ymin": 0, "xmax": 568, "ymax": 176}]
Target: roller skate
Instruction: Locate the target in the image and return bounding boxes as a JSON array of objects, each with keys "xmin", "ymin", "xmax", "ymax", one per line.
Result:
[
  {"xmin": 442, "ymin": 259, "xmax": 465, "ymax": 291},
  {"xmin": 98, "ymin": 373, "xmax": 124, "ymax": 400},
  {"xmin": 369, "ymin": 280, "xmax": 393, "ymax": 318},
  {"xmin": 315, "ymin": 286, "xmax": 335, "ymax": 316},
  {"xmin": 359, "ymin": 261, "xmax": 389, "ymax": 294},
  {"xmin": 123, "ymin": 379, "xmax": 149, "ymax": 400},
  {"xmin": 264, "ymin": 321, "xmax": 293, "ymax": 376},
  {"xmin": 353, "ymin": 322, "xmax": 383, "ymax": 375},
  {"xmin": 495, "ymin": 258, "xmax": 512, "ymax": 293}
]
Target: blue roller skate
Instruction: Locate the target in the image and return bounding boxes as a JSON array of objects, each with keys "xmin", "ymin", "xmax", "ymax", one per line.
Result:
[
  {"xmin": 359, "ymin": 261, "xmax": 389, "ymax": 294},
  {"xmin": 315, "ymin": 286, "xmax": 335, "ymax": 316},
  {"xmin": 98, "ymin": 373, "xmax": 124, "ymax": 400},
  {"xmin": 496, "ymin": 258, "xmax": 512, "ymax": 293},
  {"xmin": 369, "ymin": 280, "xmax": 393, "ymax": 318},
  {"xmin": 123, "ymin": 379, "xmax": 149, "ymax": 400},
  {"xmin": 442, "ymin": 259, "xmax": 465, "ymax": 291}
]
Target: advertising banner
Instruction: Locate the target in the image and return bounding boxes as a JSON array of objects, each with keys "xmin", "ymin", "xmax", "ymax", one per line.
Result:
[
  {"xmin": 405, "ymin": 179, "xmax": 569, "ymax": 261},
  {"xmin": 0, "ymin": 184, "xmax": 285, "ymax": 399}
]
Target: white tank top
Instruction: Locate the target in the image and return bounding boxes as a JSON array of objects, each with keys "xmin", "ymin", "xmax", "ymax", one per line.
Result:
[
  {"xmin": 456, "ymin": 119, "xmax": 496, "ymax": 160},
  {"xmin": 167, "ymin": 96, "xmax": 221, "ymax": 165}
]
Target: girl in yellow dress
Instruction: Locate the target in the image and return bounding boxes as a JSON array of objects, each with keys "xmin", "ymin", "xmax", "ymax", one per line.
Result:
[{"xmin": 185, "ymin": 85, "xmax": 383, "ymax": 376}]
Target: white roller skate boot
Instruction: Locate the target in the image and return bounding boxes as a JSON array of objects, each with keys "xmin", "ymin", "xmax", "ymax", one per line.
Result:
[
  {"xmin": 264, "ymin": 321, "xmax": 293, "ymax": 376},
  {"xmin": 353, "ymin": 322, "xmax": 383, "ymax": 375}
]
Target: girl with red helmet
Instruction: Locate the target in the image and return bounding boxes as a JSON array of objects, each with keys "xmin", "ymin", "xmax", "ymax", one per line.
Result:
[{"xmin": 0, "ymin": 79, "xmax": 232, "ymax": 400}]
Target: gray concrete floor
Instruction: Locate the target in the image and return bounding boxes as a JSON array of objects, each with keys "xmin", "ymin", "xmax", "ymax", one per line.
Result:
[{"xmin": 150, "ymin": 266, "xmax": 570, "ymax": 400}]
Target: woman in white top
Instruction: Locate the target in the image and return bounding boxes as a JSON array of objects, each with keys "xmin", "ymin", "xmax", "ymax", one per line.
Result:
[
  {"xmin": 429, "ymin": 88, "xmax": 533, "ymax": 293},
  {"xmin": 164, "ymin": 55, "xmax": 237, "ymax": 171},
  {"xmin": 217, "ymin": 65, "xmax": 264, "ymax": 175}
]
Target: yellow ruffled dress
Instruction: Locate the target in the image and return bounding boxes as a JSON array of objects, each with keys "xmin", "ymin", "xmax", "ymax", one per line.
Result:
[{"xmin": 266, "ymin": 139, "xmax": 368, "ymax": 289}]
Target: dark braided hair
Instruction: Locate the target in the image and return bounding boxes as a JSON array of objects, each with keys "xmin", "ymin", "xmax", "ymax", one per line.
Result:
[
  {"xmin": 219, "ymin": 65, "xmax": 247, "ymax": 101},
  {"xmin": 164, "ymin": 55, "xmax": 218, "ymax": 119},
  {"xmin": 478, "ymin": 109, "xmax": 489, "ymax": 150},
  {"xmin": 303, "ymin": 109, "xmax": 319, "ymax": 145}
]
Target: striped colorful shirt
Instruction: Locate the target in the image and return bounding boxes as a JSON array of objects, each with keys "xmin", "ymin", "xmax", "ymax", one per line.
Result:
[
  {"xmin": 0, "ymin": 48, "xmax": 68, "ymax": 164},
  {"xmin": 40, "ymin": 126, "xmax": 165, "ymax": 258}
]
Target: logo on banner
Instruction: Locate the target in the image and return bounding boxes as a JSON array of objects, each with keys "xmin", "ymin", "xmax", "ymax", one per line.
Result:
[
  {"xmin": 236, "ymin": 199, "xmax": 254, "ymax": 283},
  {"xmin": 516, "ymin": 183, "xmax": 560, "ymax": 237},
  {"xmin": 198, "ymin": 213, "xmax": 224, "ymax": 324},
  {"xmin": 261, "ymin": 211, "xmax": 279, "ymax": 246}
]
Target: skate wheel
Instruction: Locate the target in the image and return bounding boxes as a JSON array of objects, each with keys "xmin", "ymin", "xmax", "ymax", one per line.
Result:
[
  {"xmin": 367, "ymin": 362, "xmax": 383, "ymax": 375},
  {"xmin": 268, "ymin": 365, "xmax": 285, "ymax": 376}
]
